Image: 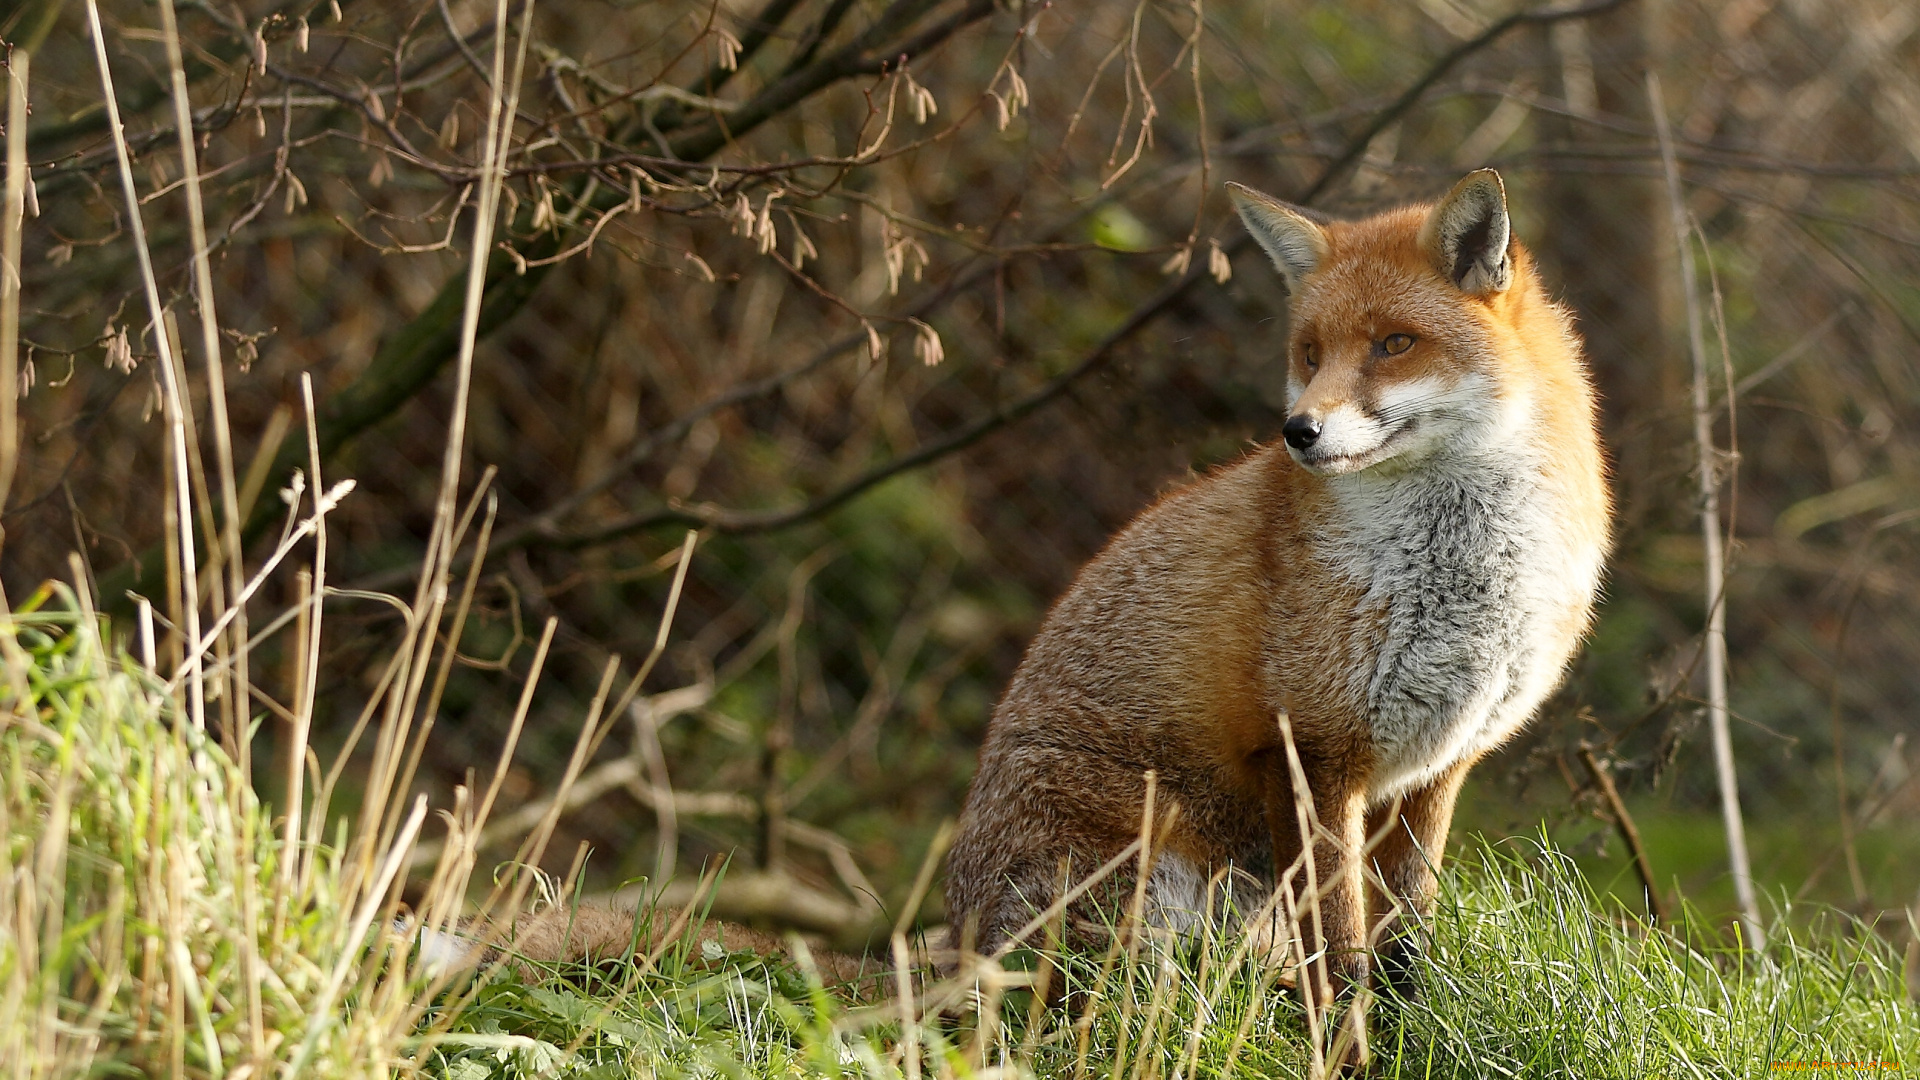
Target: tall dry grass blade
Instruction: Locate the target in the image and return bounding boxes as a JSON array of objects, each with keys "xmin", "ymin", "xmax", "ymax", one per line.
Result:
[
  {"xmin": 0, "ymin": 51, "xmax": 25, "ymax": 524},
  {"xmin": 419, "ymin": 651, "xmax": 618, "ymax": 1041},
  {"xmin": 85, "ymin": 0, "xmax": 206, "ymax": 731},
  {"xmin": 153, "ymin": 57, "xmax": 269, "ymax": 1028},
  {"xmin": 154, "ymin": 0, "xmax": 244, "ymax": 596},
  {"xmin": 1105, "ymin": 769, "xmax": 1162, "ymax": 1080},
  {"xmin": 1649, "ymin": 70, "xmax": 1763, "ymax": 950},
  {"xmin": 1278, "ymin": 709, "xmax": 1329, "ymax": 1077},
  {"xmin": 236, "ymin": 405, "xmax": 294, "ymax": 526},
  {"xmin": 289, "ymin": 794, "xmax": 432, "ymax": 1073},
  {"xmin": 152, "ymin": 45, "xmax": 255, "ymax": 1065},
  {"xmin": 503, "ymin": 656, "xmax": 617, "ymax": 880},
  {"xmin": 274, "ymin": 564, "xmax": 312, "ymax": 946},
  {"xmin": 309, "ymin": 634, "xmax": 421, "ymax": 884},
  {"xmin": 386, "ymin": 477, "xmax": 500, "ymax": 849},
  {"xmin": 399, "ymin": 615, "xmax": 555, "ymax": 965},
  {"xmin": 628, "ymin": 529, "xmax": 698, "ymax": 880},
  {"xmin": 375, "ymin": 472, "xmax": 498, "ymax": 858},
  {"xmin": 470, "ymin": 617, "xmax": 557, "ymax": 845},
  {"xmin": 155, "ymin": 310, "xmax": 226, "ymax": 638},
  {"xmin": 893, "ymin": 933, "xmax": 922, "ymax": 1080},
  {"xmin": 353, "ymin": 0, "xmax": 531, "ymax": 913},
  {"xmin": 287, "ymin": 373, "xmax": 328, "ymax": 896},
  {"xmin": 637, "ymin": 530, "xmax": 699, "ymax": 690},
  {"xmin": 425, "ymin": 0, "xmax": 525, "ymax": 566},
  {"xmin": 404, "ymin": 531, "xmax": 703, "ymax": 881}
]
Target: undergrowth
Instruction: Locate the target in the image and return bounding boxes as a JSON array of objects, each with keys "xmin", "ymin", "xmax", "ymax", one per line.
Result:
[{"xmin": 4, "ymin": 603, "xmax": 1915, "ymax": 1078}]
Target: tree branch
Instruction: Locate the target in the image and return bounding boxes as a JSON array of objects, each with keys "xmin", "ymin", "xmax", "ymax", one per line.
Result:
[
  {"xmin": 527, "ymin": 0, "xmax": 1639, "ymax": 551},
  {"xmin": 781, "ymin": 0, "xmax": 858, "ymax": 76},
  {"xmin": 29, "ymin": 0, "xmax": 349, "ymax": 151},
  {"xmin": 1295, "ymin": 0, "xmax": 1634, "ymax": 205},
  {"xmin": 94, "ymin": 0, "xmax": 999, "ymax": 611},
  {"xmin": 94, "ymin": 0, "xmax": 1633, "ymax": 606},
  {"xmin": 665, "ymin": 0, "xmax": 987, "ymax": 163},
  {"xmin": 550, "ymin": 253, "xmax": 1202, "ymax": 547}
]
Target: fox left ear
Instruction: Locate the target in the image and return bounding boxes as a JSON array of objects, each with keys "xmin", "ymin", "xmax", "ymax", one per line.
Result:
[
  {"xmin": 1421, "ymin": 169, "xmax": 1511, "ymax": 295},
  {"xmin": 1227, "ymin": 181, "xmax": 1329, "ymax": 296}
]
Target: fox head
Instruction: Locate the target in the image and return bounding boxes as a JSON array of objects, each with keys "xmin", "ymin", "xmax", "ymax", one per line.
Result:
[{"xmin": 1227, "ymin": 170, "xmax": 1564, "ymax": 477}]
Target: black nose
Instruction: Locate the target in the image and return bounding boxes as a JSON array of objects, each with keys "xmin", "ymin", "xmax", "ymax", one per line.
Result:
[{"xmin": 1283, "ymin": 415, "xmax": 1322, "ymax": 450}]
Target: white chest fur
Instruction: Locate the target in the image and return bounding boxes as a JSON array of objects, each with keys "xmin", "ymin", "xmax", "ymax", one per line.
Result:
[{"xmin": 1320, "ymin": 450, "xmax": 1596, "ymax": 801}]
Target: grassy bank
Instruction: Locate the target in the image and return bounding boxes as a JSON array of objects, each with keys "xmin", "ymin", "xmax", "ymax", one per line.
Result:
[
  {"xmin": 4, "ymin": 602, "xmax": 1917, "ymax": 1078},
  {"xmin": 1456, "ymin": 774, "xmax": 1920, "ymax": 929}
]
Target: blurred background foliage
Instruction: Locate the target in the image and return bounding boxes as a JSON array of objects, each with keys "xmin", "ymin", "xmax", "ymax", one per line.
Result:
[{"xmin": 5, "ymin": 0, "xmax": 1918, "ymax": 944}]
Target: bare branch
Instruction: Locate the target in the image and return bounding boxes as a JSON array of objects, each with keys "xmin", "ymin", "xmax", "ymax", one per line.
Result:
[{"xmin": 524, "ymin": 0, "xmax": 1643, "ymax": 553}]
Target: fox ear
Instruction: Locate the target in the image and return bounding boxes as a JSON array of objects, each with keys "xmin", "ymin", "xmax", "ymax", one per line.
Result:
[
  {"xmin": 1228, "ymin": 182, "xmax": 1329, "ymax": 295},
  {"xmin": 1421, "ymin": 169, "xmax": 1512, "ymax": 295}
]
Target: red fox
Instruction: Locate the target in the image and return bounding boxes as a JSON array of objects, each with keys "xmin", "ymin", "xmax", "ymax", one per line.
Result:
[{"xmin": 943, "ymin": 170, "xmax": 1610, "ymax": 1029}]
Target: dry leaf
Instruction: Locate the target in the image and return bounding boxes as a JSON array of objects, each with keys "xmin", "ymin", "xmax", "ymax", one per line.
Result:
[
  {"xmin": 1208, "ymin": 239, "xmax": 1232, "ymax": 284},
  {"xmin": 714, "ymin": 28, "xmax": 742, "ymax": 71},
  {"xmin": 910, "ymin": 318, "xmax": 944, "ymax": 366},
  {"xmin": 105, "ymin": 326, "xmax": 135, "ymax": 374}
]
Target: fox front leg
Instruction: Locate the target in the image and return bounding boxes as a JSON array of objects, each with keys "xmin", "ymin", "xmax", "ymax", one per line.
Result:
[
  {"xmin": 1266, "ymin": 763, "xmax": 1372, "ymax": 1006},
  {"xmin": 1267, "ymin": 766, "xmax": 1372, "ymax": 1074},
  {"xmin": 1365, "ymin": 757, "xmax": 1474, "ymax": 1002}
]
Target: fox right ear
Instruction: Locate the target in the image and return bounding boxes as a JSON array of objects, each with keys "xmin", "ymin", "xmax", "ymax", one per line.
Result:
[
  {"xmin": 1421, "ymin": 169, "xmax": 1512, "ymax": 295},
  {"xmin": 1228, "ymin": 182, "xmax": 1329, "ymax": 295}
]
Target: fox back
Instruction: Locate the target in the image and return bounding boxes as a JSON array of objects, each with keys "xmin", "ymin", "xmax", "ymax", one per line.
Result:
[{"xmin": 943, "ymin": 172, "xmax": 1609, "ymax": 1027}]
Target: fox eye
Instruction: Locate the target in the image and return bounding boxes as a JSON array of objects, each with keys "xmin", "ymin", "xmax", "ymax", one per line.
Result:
[
  {"xmin": 1301, "ymin": 344, "xmax": 1319, "ymax": 372},
  {"xmin": 1381, "ymin": 333, "xmax": 1414, "ymax": 356}
]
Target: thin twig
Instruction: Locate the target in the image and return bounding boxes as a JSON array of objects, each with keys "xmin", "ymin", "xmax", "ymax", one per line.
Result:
[
  {"xmin": 86, "ymin": 0, "xmax": 208, "ymax": 730},
  {"xmin": 1294, "ymin": 0, "xmax": 1634, "ymax": 205},
  {"xmin": 1577, "ymin": 744, "xmax": 1667, "ymax": 922},
  {"xmin": 1650, "ymin": 69, "xmax": 1763, "ymax": 949}
]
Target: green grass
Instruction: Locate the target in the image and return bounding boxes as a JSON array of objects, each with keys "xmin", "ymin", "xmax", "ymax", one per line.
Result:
[
  {"xmin": 1, "ymin": 590, "xmax": 439, "ymax": 1077},
  {"xmin": 6, "ymin": 603, "xmax": 1917, "ymax": 1078},
  {"xmin": 1405, "ymin": 848, "xmax": 1916, "ymax": 1078},
  {"xmin": 419, "ymin": 848, "xmax": 1917, "ymax": 1080},
  {"xmin": 1457, "ymin": 774, "xmax": 1920, "ymax": 926}
]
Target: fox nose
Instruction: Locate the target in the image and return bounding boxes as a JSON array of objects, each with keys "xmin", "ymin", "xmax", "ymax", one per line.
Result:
[{"xmin": 1283, "ymin": 415, "xmax": 1322, "ymax": 450}]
